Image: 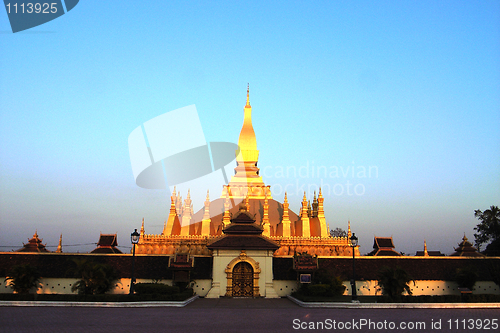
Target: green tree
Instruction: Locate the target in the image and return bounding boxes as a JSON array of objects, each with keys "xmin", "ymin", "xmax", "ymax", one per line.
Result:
[
  {"xmin": 474, "ymin": 205, "xmax": 500, "ymax": 254},
  {"xmin": 376, "ymin": 266, "xmax": 414, "ymax": 300},
  {"xmin": 5, "ymin": 264, "xmax": 41, "ymax": 294},
  {"xmin": 68, "ymin": 259, "xmax": 119, "ymax": 295}
]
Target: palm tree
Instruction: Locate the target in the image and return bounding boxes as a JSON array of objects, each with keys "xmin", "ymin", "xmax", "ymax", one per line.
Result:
[
  {"xmin": 68, "ymin": 259, "xmax": 119, "ymax": 295},
  {"xmin": 376, "ymin": 266, "xmax": 414, "ymax": 300},
  {"xmin": 5, "ymin": 264, "xmax": 41, "ymax": 294},
  {"xmin": 455, "ymin": 267, "xmax": 478, "ymax": 290}
]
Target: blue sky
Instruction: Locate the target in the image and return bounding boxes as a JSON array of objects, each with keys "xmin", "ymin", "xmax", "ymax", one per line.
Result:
[{"xmin": 0, "ymin": 0, "xmax": 499, "ymax": 255}]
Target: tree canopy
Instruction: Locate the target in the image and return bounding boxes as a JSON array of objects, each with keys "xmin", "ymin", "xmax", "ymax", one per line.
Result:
[
  {"xmin": 330, "ymin": 227, "xmax": 347, "ymax": 238},
  {"xmin": 474, "ymin": 205, "xmax": 500, "ymax": 254}
]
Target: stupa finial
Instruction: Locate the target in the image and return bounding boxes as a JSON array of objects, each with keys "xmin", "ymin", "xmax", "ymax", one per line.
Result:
[{"xmin": 246, "ymin": 83, "xmax": 250, "ymax": 106}]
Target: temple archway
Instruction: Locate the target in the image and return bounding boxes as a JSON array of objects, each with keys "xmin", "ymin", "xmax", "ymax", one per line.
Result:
[
  {"xmin": 225, "ymin": 252, "xmax": 261, "ymax": 297},
  {"xmin": 232, "ymin": 262, "xmax": 253, "ymax": 297}
]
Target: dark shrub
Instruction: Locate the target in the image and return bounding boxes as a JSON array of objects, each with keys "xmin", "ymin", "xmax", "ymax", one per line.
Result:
[
  {"xmin": 327, "ymin": 276, "xmax": 347, "ymax": 296},
  {"xmin": 307, "ymin": 284, "xmax": 330, "ymax": 296},
  {"xmin": 455, "ymin": 267, "xmax": 478, "ymax": 290},
  {"xmin": 376, "ymin": 266, "xmax": 414, "ymax": 300},
  {"xmin": 68, "ymin": 259, "xmax": 119, "ymax": 295},
  {"xmin": 5, "ymin": 264, "xmax": 41, "ymax": 294},
  {"xmin": 134, "ymin": 283, "xmax": 180, "ymax": 295}
]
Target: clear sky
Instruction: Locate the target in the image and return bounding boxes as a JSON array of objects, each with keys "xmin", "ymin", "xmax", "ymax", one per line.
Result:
[{"xmin": 1, "ymin": 1, "xmax": 499, "ymax": 255}]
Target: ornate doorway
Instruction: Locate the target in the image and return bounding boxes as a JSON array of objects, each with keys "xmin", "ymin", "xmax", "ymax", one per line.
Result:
[{"xmin": 232, "ymin": 262, "xmax": 254, "ymax": 297}]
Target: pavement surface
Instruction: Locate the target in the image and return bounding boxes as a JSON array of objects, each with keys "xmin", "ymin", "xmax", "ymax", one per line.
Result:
[{"xmin": 1, "ymin": 298, "xmax": 499, "ymax": 333}]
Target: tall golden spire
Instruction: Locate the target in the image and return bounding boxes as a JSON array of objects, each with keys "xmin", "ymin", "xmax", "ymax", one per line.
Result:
[
  {"xmin": 238, "ymin": 84, "xmax": 257, "ymax": 150},
  {"xmin": 223, "ymin": 85, "xmax": 270, "ymax": 199}
]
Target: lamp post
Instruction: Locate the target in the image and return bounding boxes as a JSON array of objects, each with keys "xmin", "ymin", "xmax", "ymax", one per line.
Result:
[
  {"xmin": 350, "ymin": 233, "xmax": 358, "ymax": 302},
  {"xmin": 129, "ymin": 229, "xmax": 140, "ymax": 294}
]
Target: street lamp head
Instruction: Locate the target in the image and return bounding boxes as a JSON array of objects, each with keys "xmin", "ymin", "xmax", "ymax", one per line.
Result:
[
  {"xmin": 131, "ymin": 229, "xmax": 140, "ymax": 244},
  {"xmin": 350, "ymin": 233, "xmax": 358, "ymax": 247}
]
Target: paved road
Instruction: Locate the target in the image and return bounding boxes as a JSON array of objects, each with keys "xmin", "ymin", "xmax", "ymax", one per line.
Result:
[{"xmin": 1, "ymin": 298, "xmax": 498, "ymax": 333}]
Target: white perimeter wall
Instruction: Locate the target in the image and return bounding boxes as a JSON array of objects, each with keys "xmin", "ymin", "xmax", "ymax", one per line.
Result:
[
  {"xmin": 1, "ymin": 278, "xmax": 498, "ymax": 296},
  {"xmin": 344, "ymin": 280, "xmax": 500, "ymax": 296},
  {"xmin": 0, "ymin": 278, "xmax": 211, "ymax": 295}
]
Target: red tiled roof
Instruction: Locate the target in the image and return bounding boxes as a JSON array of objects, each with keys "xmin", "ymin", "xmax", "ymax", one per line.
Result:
[
  {"xmin": 373, "ymin": 237, "xmax": 395, "ymax": 249},
  {"xmin": 97, "ymin": 234, "xmax": 118, "ymax": 247},
  {"xmin": 450, "ymin": 235, "xmax": 484, "ymax": 257},
  {"xmin": 223, "ymin": 224, "xmax": 263, "ymax": 234},
  {"xmin": 91, "ymin": 234, "xmax": 122, "ymax": 254},
  {"xmin": 208, "ymin": 235, "xmax": 279, "ymax": 250},
  {"xmin": 16, "ymin": 232, "xmax": 50, "ymax": 253},
  {"xmin": 208, "ymin": 209, "xmax": 280, "ymax": 250},
  {"xmin": 370, "ymin": 249, "xmax": 401, "ymax": 256},
  {"xmin": 90, "ymin": 247, "xmax": 123, "ymax": 254},
  {"xmin": 169, "ymin": 254, "xmax": 194, "ymax": 270}
]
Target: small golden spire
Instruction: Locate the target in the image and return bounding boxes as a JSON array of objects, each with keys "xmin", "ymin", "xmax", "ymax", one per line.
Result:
[
  {"xmin": 281, "ymin": 192, "xmax": 291, "ymax": 237},
  {"xmin": 263, "ymin": 191, "xmax": 269, "ymax": 232},
  {"xmin": 246, "ymin": 83, "xmax": 250, "ymax": 107},
  {"xmin": 55, "ymin": 234, "xmax": 63, "ymax": 253},
  {"xmin": 203, "ymin": 190, "xmax": 211, "ymax": 220},
  {"xmin": 245, "ymin": 192, "xmax": 250, "ymax": 211},
  {"xmin": 301, "ymin": 192, "xmax": 308, "ymax": 218},
  {"xmin": 170, "ymin": 196, "xmax": 176, "ymax": 213},
  {"xmin": 347, "ymin": 220, "xmax": 351, "ymax": 238},
  {"xmin": 223, "ymin": 191, "xmax": 231, "ymax": 228}
]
